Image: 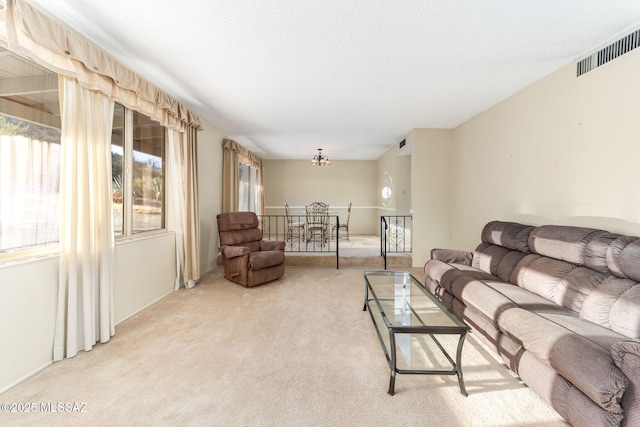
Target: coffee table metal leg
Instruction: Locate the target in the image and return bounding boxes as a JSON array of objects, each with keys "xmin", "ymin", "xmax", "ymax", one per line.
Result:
[
  {"xmin": 456, "ymin": 332, "xmax": 468, "ymax": 397},
  {"xmin": 388, "ymin": 330, "xmax": 396, "ymax": 395},
  {"xmin": 363, "ymin": 284, "xmax": 368, "ymax": 311}
]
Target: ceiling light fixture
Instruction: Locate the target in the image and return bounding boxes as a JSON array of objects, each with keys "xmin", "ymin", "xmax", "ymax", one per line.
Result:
[{"xmin": 310, "ymin": 148, "xmax": 331, "ymax": 166}]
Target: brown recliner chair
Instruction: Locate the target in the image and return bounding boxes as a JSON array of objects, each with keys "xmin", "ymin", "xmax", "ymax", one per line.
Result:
[{"xmin": 216, "ymin": 212, "xmax": 285, "ymax": 287}]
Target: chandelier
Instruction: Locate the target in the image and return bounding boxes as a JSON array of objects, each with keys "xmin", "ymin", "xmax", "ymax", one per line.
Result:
[{"xmin": 310, "ymin": 148, "xmax": 331, "ymax": 166}]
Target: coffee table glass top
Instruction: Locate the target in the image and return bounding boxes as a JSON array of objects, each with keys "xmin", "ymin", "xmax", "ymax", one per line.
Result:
[
  {"xmin": 364, "ymin": 271, "xmax": 466, "ymax": 329},
  {"xmin": 363, "ymin": 270, "xmax": 470, "ymax": 396}
]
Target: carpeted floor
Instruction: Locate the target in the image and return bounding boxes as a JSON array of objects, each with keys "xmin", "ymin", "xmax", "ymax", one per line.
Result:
[{"xmin": 0, "ymin": 266, "xmax": 568, "ymax": 426}]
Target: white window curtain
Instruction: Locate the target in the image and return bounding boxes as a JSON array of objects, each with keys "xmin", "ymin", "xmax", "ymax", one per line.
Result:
[
  {"xmin": 53, "ymin": 76, "xmax": 115, "ymax": 361},
  {"xmin": 3, "ymin": 0, "xmax": 205, "ymax": 360},
  {"xmin": 0, "ymin": 133, "xmax": 61, "ymax": 251},
  {"xmin": 167, "ymin": 126, "xmax": 200, "ymax": 290}
]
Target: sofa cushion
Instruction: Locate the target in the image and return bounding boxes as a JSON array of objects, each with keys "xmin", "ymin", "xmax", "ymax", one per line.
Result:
[
  {"xmin": 449, "ymin": 278, "xmax": 517, "ymax": 328},
  {"xmin": 518, "ymin": 350, "xmax": 623, "ymax": 426},
  {"xmin": 584, "ymin": 232, "xmax": 621, "ymax": 275},
  {"xmin": 498, "ymin": 307, "xmax": 627, "ymax": 414},
  {"xmin": 484, "ymin": 281, "xmax": 575, "ymax": 316},
  {"xmin": 453, "ymin": 298, "xmax": 525, "ymax": 372},
  {"xmin": 472, "ymin": 243, "xmax": 529, "ymax": 282},
  {"xmin": 512, "ymin": 254, "xmax": 606, "ymax": 313},
  {"xmin": 537, "ymin": 312, "xmax": 630, "ymax": 352},
  {"xmin": 424, "ymin": 260, "xmax": 498, "ymax": 293},
  {"xmin": 528, "ymin": 225, "xmax": 608, "ymax": 266},
  {"xmin": 480, "ymin": 220, "xmax": 533, "ymax": 252},
  {"xmin": 581, "ymin": 277, "xmax": 640, "ymax": 339},
  {"xmin": 425, "ymin": 276, "xmax": 453, "ymax": 308},
  {"xmin": 608, "ymin": 236, "xmax": 640, "ymax": 282},
  {"xmin": 611, "ymin": 341, "xmax": 640, "ymax": 427}
]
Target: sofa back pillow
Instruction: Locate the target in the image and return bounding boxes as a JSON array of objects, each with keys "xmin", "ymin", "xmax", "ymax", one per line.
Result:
[
  {"xmin": 480, "ymin": 220, "xmax": 533, "ymax": 252},
  {"xmin": 584, "ymin": 232, "xmax": 622, "ymax": 274},
  {"xmin": 472, "ymin": 221, "xmax": 534, "ymax": 281},
  {"xmin": 473, "ymin": 243, "xmax": 529, "ymax": 282},
  {"xmin": 580, "ymin": 277, "xmax": 640, "ymax": 339},
  {"xmin": 581, "ymin": 235, "xmax": 640, "ymax": 339},
  {"xmin": 528, "ymin": 225, "xmax": 609, "ymax": 267},
  {"xmin": 512, "ymin": 254, "xmax": 607, "ymax": 313},
  {"xmin": 607, "ymin": 236, "xmax": 640, "ymax": 282}
]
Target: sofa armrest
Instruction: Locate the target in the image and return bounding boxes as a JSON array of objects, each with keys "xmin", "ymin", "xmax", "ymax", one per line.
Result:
[
  {"xmin": 430, "ymin": 248, "xmax": 473, "ymax": 265},
  {"xmin": 260, "ymin": 240, "xmax": 285, "ymax": 251},
  {"xmin": 612, "ymin": 340, "xmax": 640, "ymax": 426},
  {"xmin": 222, "ymin": 245, "xmax": 251, "ymax": 259}
]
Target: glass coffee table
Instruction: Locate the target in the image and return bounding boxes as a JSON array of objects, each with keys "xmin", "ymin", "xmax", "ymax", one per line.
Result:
[{"xmin": 363, "ymin": 271, "xmax": 470, "ymax": 396}]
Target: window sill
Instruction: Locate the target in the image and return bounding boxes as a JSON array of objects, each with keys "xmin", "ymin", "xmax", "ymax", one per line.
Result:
[
  {"xmin": 114, "ymin": 229, "xmax": 174, "ymax": 246},
  {"xmin": 0, "ymin": 231, "xmax": 175, "ymax": 268},
  {"xmin": 0, "ymin": 248, "xmax": 60, "ymax": 268}
]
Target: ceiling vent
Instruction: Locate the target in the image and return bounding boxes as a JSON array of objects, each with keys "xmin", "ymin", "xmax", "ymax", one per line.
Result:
[
  {"xmin": 399, "ymin": 139, "xmax": 406, "ymax": 149},
  {"xmin": 577, "ymin": 29, "xmax": 640, "ymax": 77}
]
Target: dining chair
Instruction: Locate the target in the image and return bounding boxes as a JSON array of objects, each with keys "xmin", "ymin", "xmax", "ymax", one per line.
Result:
[
  {"xmin": 285, "ymin": 203, "xmax": 305, "ymax": 245},
  {"xmin": 305, "ymin": 202, "xmax": 329, "ymax": 245},
  {"xmin": 332, "ymin": 202, "xmax": 351, "ymax": 241}
]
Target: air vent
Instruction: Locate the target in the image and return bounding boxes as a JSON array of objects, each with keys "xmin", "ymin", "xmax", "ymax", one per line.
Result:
[
  {"xmin": 577, "ymin": 29, "xmax": 640, "ymax": 76},
  {"xmin": 399, "ymin": 139, "xmax": 406, "ymax": 149}
]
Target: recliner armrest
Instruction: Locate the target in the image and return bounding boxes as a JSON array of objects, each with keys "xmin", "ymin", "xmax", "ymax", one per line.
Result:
[
  {"xmin": 430, "ymin": 248, "xmax": 473, "ymax": 265},
  {"xmin": 222, "ymin": 245, "xmax": 251, "ymax": 259},
  {"xmin": 260, "ymin": 240, "xmax": 285, "ymax": 251}
]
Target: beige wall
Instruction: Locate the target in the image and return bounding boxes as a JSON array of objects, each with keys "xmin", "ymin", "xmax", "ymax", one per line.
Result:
[
  {"xmin": 376, "ymin": 142, "xmax": 398, "ymax": 216},
  {"xmin": 395, "ymin": 155, "xmax": 412, "ymax": 215},
  {"xmin": 263, "ymin": 159, "xmax": 378, "ymax": 234},
  {"xmin": 197, "ymin": 122, "xmax": 225, "ymax": 273},
  {"xmin": 0, "ymin": 235, "xmax": 176, "ymax": 393},
  {"xmin": 0, "ymin": 256, "xmax": 58, "ymax": 393},
  {"xmin": 450, "ymin": 45, "xmax": 640, "ymax": 250},
  {"xmin": 113, "ymin": 234, "xmax": 176, "ymax": 323},
  {"xmin": 410, "ymin": 129, "xmax": 453, "ymax": 266}
]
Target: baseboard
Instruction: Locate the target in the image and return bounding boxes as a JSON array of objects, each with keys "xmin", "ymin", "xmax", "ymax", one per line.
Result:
[
  {"xmin": 0, "ymin": 361, "xmax": 53, "ymax": 395},
  {"xmin": 115, "ymin": 289, "xmax": 174, "ymax": 326}
]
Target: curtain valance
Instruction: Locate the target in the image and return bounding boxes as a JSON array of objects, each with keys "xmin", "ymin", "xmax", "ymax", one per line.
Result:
[
  {"xmin": 223, "ymin": 138, "xmax": 263, "ymax": 169},
  {"xmin": 2, "ymin": 0, "xmax": 201, "ymax": 132}
]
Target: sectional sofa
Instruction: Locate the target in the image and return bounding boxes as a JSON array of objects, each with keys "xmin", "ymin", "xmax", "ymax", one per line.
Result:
[{"xmin": 424, "ymin": 221, "xmax": 640, "ymax": 426}]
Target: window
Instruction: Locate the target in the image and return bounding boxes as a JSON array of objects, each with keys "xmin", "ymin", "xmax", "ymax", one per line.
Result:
[
  {"xmin": 0, "ymin": 45, "xmax": 167, "ymax": 257},
  {"xmin": 111, "ymin": 104, "xmax": 125, "ymax": 235},
  {"xmin": 111, "ymin": 104, "xmax": 166, "ymax": 237},
  {"xmin": 238, "ymin": 160, "xmax": 259, "ymax": 212},
  {"xmin": 0, "ymin": 47, "xmax": 61, "ymax": 254}
]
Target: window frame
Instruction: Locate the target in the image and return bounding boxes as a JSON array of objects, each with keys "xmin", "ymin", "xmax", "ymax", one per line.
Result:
[
  {"xmin": 238, "ymin": 159, "xmax": 260, "ymax": 213},
  {"xmin": 113, "ymin": 104, "xmax": 168, "ymax": 241},
  {"xmin": 0, "ymin": 46, "xmax": 172, "ymax": 265},
  {"xmin": 0, "ymin": 47, "xmax": 62, "ymax": 262}
]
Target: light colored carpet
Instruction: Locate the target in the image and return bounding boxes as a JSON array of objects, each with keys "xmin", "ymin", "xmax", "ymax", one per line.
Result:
[{"xmin": 1, "ymin": 266, "xmax": 568, "ymax": 426}]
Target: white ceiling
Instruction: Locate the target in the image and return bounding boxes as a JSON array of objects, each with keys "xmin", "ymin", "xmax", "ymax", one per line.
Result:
[{"xmin": 25, "ymin": 0, "xmax": 640, "ymax": 160}]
